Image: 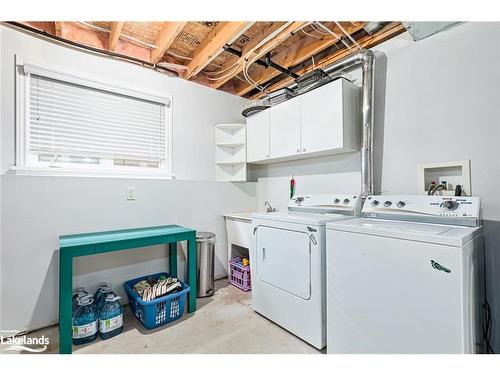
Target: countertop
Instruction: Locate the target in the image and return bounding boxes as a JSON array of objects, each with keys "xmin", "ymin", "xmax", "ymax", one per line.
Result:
[{"xmin": 223, "ymin": 212, "xmax": 257, "ymax": 222}]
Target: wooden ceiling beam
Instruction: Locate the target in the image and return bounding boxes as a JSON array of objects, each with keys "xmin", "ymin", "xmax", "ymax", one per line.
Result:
[
  {"xmin": 210, "ymin": 21, "xmax": 308, "ymax": 89},
  {"xmin": 54, "ymin": 21, "xmax": 63, "ymax": 37},
  {"xmin": 235, "ymin": 22, "xmax": 365, "ymax": 96},
  {"xmin": 182, "ymin": 22, "xmax": 251, "ymax": 80},
  {"xmin": 248, "ymin": 22, "xmax": 406, "ymax": 99},
  {"xmin": 150, "ymin": 22, "xmax": 187, "ymax": 64},
  {"xmin": 108, "ymin": 21, "xmax": 124, "ymax": 51}
]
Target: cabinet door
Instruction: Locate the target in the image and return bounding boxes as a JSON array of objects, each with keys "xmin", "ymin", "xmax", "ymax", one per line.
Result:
[
  {"xmin": 269, "ymin": 97, "xmax": 301, "ymax": 158},
  {"xmin": 246, "ymin": 110, "xmax": 270, "ymax": 162},
  {"xmin": 301, "ymin": 80, "xmax": 344, "ymax": 153}
]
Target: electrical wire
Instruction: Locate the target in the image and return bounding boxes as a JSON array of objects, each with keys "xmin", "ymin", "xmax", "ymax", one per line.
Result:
[
  {"xmin": 314, "ymin": 22, "xmax": 354, "ymax": 52},
  {"xmin": 310, "ymin": 23, "xmax": 331, "ymax": 35},
  {"xmin": 301, "ymin": 28, "xmax": 322, "ymax": 39},
  {"xmin": 334, "ymin": 21, "xmax": 362, "ymax": 50},
  {"xmin": 205, "ymin": 63, "xmax": 242, "ymax": 81},
  {"xmin": 481, "ymin": 236, "xmax": 495, "ymax": 354},
  {"xmin": 205, "ymin": 61, "xmax": 241, "ymax": 76}
]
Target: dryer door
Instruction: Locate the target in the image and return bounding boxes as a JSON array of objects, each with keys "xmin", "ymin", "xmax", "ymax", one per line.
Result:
[{"xmin": 255, "ymin": 225, "xmax": 311, "ymax": 300}]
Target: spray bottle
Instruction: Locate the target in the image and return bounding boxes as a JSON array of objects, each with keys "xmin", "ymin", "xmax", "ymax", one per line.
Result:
[{"xmin": 290, "ymin": 174, "xmax": 296, "ymax": 199}]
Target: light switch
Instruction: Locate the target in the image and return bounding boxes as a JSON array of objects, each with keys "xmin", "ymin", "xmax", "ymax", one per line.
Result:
[{"xmin": 127, "ymin": 187, "xmax": 136, "ymax": 201}]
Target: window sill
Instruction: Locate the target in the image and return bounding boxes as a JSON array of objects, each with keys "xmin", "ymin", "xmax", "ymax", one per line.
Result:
[{"xmin": 9, "ymin": 166, "xmax": 176, "ymax": 180}]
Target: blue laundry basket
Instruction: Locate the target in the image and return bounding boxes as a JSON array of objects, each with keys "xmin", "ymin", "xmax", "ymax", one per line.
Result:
[{"xmin": 123, "ymin": 272, "xmax": 190, "ymax": 329}]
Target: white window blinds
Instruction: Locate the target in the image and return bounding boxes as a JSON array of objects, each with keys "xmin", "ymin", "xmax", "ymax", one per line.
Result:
[{"xmin": 29, "ymin": 74, "xmax": 167, "ymax": 163}]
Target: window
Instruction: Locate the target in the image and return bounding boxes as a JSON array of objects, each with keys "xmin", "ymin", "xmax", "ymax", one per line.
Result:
[{"xmin": 14, "ymin": 61, "xmax": 172, "ymax": 178}]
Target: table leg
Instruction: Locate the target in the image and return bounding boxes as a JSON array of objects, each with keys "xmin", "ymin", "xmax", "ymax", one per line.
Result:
[
  {"xmin": 169, "ymin": 243, "xmax": 178, "ymax": 277},
  {"xmin": 187, "ymin": 235, "xmax": 197, "ymax": 312},
  {"xmin": 59, "ymin": 252, "xmax": 73, "ymax": 354}
]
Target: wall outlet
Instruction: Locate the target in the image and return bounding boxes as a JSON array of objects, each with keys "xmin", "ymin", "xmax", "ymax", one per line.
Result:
[{"xmin": 126, "ymin": 187, "xmax": 136, "ymax": 201}]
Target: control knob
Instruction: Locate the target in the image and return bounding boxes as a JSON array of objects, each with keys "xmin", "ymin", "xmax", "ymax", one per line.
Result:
[
  {"xmin": 441, "ymin": 200, "xmax": 459, "ymax": 211},
  {"xmin": 343, "ymin": 199, "xmax": 350, "ymax": 205},
  {"xmin": 371, "ymin": 200, "xmax": 379, "ymax": 207},
  {"xmin": 334, "ymin": 198, "xmax": 340, "ymax": 204},
  {"xmin": 383, "ymin": 201, "xmax": 392, "ymax": 207},
  {"xmin": 397, "ymin": 201, "xmax": 406, "ymax": 208}
]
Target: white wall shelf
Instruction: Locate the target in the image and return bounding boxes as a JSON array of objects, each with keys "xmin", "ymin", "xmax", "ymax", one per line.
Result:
[
  {"xmin": 215, "ymin": 123, "xmax": 247, "ymax": 182},
  {"xmin": 216, "ymin": 161, "xmax": 246, "ymax": 166},
  {"xmin": 215, "ymin": 123, "xmax": 246, "ymax": 132},
  {"xmin": 216, "ymin": 142, "xmax": 246, "ymax": 148}
]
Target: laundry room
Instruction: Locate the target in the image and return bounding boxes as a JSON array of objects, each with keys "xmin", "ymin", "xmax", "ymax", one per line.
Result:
[{"xmin": 1, "ymin": 1, "xmax": 500, "ymax": 373}]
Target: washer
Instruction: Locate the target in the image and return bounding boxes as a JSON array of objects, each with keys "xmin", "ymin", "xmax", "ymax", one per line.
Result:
[
  {"xmin": 326, "ymin": 195, "xmax": 484, "ymax": 353},
  {"xmin": 250, "ymin": 193, "xmax": 362, "ymax": 349}
]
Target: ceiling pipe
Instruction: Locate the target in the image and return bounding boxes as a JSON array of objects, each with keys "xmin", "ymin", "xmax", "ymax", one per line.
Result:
[{"xmin": 287, "ymin": 49, "xmax": 375, "ymax": 197}]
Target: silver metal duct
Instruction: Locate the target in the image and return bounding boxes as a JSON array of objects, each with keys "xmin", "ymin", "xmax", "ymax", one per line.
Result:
[{"xmin": 287, "ymin": 49, "xmax": 375, "ymax": 197}]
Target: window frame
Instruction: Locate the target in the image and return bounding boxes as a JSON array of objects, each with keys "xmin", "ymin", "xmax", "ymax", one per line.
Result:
[{"xmin": 13, "ymin": 57, "xmax": 174, "ymax": 179}]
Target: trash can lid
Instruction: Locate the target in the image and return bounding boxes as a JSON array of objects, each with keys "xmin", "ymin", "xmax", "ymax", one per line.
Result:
[{"xmin": 196, "ymin": 231, "xmax": 216, "ymax": 240}]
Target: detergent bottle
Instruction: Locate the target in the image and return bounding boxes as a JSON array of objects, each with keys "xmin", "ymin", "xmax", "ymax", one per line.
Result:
[
  {"xmin": 98, "ymin": 294, "xmax": 124, "ymax": 340},
  {"xmin": 94, "ymin": 282, "xmax": 114, "ymax": 312},
  {"xmin": 72, "ymin": 295, "xmax": 98, "ymax": 345}
]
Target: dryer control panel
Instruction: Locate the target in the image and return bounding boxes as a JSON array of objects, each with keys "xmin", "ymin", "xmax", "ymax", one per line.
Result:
[
  {"xmin": 289, "ymin": 193, "xmax": 363, "ymax": 216},
  {"xmin": 362, "ymin": 195, "xmax": 481, "ymax": 227}
]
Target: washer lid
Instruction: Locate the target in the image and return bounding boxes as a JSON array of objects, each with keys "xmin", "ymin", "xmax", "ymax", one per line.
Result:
[{"xmin": 327, "ymin": 218, "xmax": 482, "ymax": 247}]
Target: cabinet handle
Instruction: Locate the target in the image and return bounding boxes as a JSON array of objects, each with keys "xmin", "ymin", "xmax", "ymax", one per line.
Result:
[
  {"xmin": 296, "ymin": 149, "xmax": 300, "ymax": 153},
  {"xmin": 262, "ymin": 247, "xmax": 266, "ymax": 261},
  {"xmin": 303, "ymin": 148, "xmax": 306, "ymax": 152},
  {"xmin": 266, "ymin": 154, "xmax": 269, "ymax": 158}
]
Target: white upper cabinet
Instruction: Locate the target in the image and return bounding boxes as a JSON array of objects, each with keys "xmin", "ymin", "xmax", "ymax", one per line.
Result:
[
  {"xmin": 246, "ymin": 110, "xmax": 270, "ymax": 162},
  {"xmin": 269, "ymin": 97, "xmax": 301, "ymax": 159},
  {"xmin": 246, "ymin": 78, "xmax": 360, "ymax": 164},
  {"xmin": 302, "ymin": 80, "xmax": 348, "ymax": 153}
]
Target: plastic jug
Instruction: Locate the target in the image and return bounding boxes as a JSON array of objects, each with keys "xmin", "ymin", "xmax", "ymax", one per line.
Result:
[
  {"xmin": 72, "ymin": 295, "xmax": 98, "ymax": 345},
  {"xmin": 94, "ymin": 282, "xmax": 113, "ymax": 311},
  {"xmin": 98, "ymin": 294, "xmax": 124, "ymax": 340},
  {"xmin": 73, "ymin": 290, "xmax": 89, "ymax": 311}
]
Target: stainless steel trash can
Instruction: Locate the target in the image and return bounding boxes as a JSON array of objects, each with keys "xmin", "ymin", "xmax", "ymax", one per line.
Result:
[{"xmin": 196, "ymin": 231, "xmax": 216, "ymax": 297}]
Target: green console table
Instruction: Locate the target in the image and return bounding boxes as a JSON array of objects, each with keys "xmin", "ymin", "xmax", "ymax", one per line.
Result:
[{"xmin": 58, "ymin": 225, "xmax": 197, "ymax": 354}]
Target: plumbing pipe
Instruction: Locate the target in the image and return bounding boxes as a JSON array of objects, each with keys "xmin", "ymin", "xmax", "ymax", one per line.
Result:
[{"xmin": 287, "ymin": 49, "xmax": 375, "ymax": 197}]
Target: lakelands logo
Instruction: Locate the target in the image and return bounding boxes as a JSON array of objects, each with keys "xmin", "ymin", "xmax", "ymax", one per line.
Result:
[{"xmin": 1, "ymin": 330, "xmax": 49, "ymax": 353}]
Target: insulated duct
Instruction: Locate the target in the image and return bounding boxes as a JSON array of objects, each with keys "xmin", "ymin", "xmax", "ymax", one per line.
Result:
[{"xmin": 289, "ymin": 49, "xmax": 375, "ymax": 197}]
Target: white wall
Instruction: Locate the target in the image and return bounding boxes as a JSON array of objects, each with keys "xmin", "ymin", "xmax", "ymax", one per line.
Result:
[
  {"xmin": 0, "ymin": 25, "xmax": 258, "ymax": 332},
  {"xmin": 249, "ymin": 22, "xmax": 500, "ymax": 351},
  {"xmin": 1, "ymin": 176, "xmax": 256, "ymax": 332},
  {"xmin": 250, "ymin": 22, "xmax": 500, "ymax": 221},
  {"xmin": 0, "ymin": 25, "xmax": 246, "ymax": 180}
]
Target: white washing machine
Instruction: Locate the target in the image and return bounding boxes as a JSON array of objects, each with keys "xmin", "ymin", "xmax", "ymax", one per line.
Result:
[
  {"xmin": 326, "ymin": 195, "xmax": 484, "ymax": 354},
  {"xmin": 251, "ymin": 193, "xmax": 362, "ymax": 349}
]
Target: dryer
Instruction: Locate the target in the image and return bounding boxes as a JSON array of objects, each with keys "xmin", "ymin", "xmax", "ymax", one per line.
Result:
[
  {"xmin": 326, "ymin": 195, "xmax": 484, "ymax": 353},
  {"xmin": 251, "ymin": 193, "xmax": 362, "ymax": 349}
]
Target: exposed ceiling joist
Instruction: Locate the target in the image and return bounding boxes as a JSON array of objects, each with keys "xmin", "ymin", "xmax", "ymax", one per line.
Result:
[
  {"xmin": 210, "ymin": 21, "xmax": 308, "ymax": 89},
  {"xmin": 15, "ymin": 21, "xmax": 407, "ymax": 98},
  {"xmin": 151, "ymin": 22, "xmax": 188, "ymax": 64},
  {"xmin": 249, "ymin": 22, "xmax": 406, "ymax": 99},
  {"xmin": 182, "ymin": 21, "xmax": 250, "ymax": 80},
  {"xmin": 54, "ymin": 21, "xmax": 63, "ymax": 37},
  {"xmin": 108, "ymin": 22, "xmax": 124, "ymax": 51},
  {"xmin": 235, "ymin": 22, "xmax": 365, "ymax": 96}
]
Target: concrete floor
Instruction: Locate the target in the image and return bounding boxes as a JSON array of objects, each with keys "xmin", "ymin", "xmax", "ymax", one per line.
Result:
[{"xmin": 4, "ymin": 279, "xmax": 321, "ymax": 354}]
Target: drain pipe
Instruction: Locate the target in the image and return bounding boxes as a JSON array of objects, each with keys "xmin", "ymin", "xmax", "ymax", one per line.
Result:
[{"xmin": 289, "ymin": 49, "xmax": 375, "ymax": 197}]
